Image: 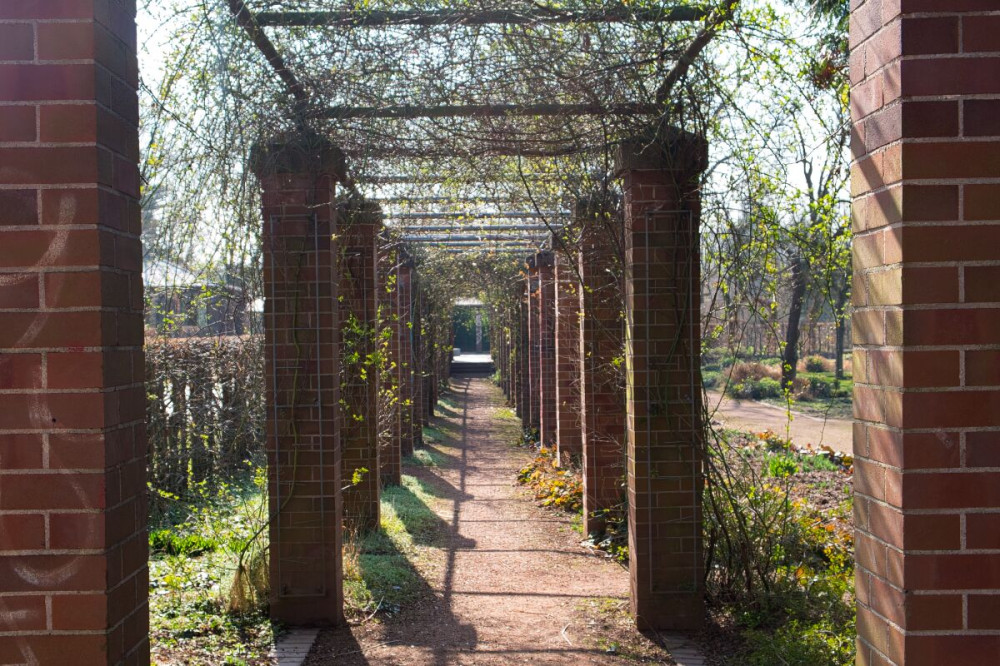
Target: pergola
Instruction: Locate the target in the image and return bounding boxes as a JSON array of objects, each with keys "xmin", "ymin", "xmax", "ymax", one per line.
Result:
[
  {"xmin": 1, "ymin": 2, "xmax": 997, "ymax": 665},
  {"xmin": 228, "ymin": 0, "xmax": 720, "ymax": 629}
]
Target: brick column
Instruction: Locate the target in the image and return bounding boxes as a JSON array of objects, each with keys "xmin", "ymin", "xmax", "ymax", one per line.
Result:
[
  {"xmin": 378, "ymin": 244, "xmax": 401, "ymax": 487},
  {"xmin": 517, "ymin": 286, "xmax": 531, "ymax": 422},
  {"xmin": 509, "ymin": 301, "xmax": 520, "ymax": 413},
  {"xmin": 338, "ymin": 200, "xmax": 380, "ymax": 534},
  {"xmin": 851, "ymin": 5, "xmax": 1000, "ymax": 663},
  {"xmin": 578, "ymin": 199, "xmax": 627, "ymax": 537},
  {"xmin": 396, "ymin": 259, "xmax": 415, "ymax": 458},
  {"xmin": 419, "ymin": 293, "xmax": 434, "ymax": 423},
  {"xmin": 555, "ymin": 247, "xmax": 582, "ymax": 464},
  {"xmin": 527, "ymin": 262, "xmax": 541, "ymax": 432},
  {"xmin": 618, "ymin": 128, "xmax": 707, "ymax": 631},
  {"xmin": 537, "ymin": 251, "xmax": 557, "ymax": 446},
  {"xmin": 411, "ymin": 278, "xmax": 424, "ymax": 445},
  {"xmin": 253, "ymin": 134, "xmax": 344, "ymax": 626},
  {"xmin": 0, "ymin": 4, "xmax": 148, "ymax": 663}
]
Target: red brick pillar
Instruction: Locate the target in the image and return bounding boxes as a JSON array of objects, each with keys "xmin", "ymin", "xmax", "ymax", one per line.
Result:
[
  {"xmin": 851, "ymin": 5, "xmax": 1000, "ymax": 662},
  {"xmin": 618, "ymin": 128, "xmax": 707, "ymax": 631},
  {"xmin": 397, "ymin": 259, "xmax": 415, "ymax": 457},
  {"xmin": 412, "ymin": 279, "xmax": 424, "ymax": 444},
  {"xmin": 537, "ymin": 251, "xmax": 557, "ymax": 446},
  {"xmin": 0, "ymin": 4, "xmax": 148, "ymax": 663},
  {"xmin": 338, "ymin": 201, "xmax": 381, "ymax": 533},
  {"xmin": 508, "ymin": 301, "xmax": 519, "ymax": 412},
  {"xmin": 378, "ymin": 244, "xmax": 401, "ymax": 487},
  {"xmin": 517, "ymin": 286, "xmax": 531, "ymax": 422},
  {"xmin": 527, "ymin": 262, "xmax": 541, "ymax": 432},
  {"xmin": 578, "ymin": 199, "xmax": 627, "ymax": 537},
  {"xmin": 555, "ymin": 248, "xmax": 583, "ymax": 464},
  {"xmin": 253, "ymin": 134, "xmax": 344, "ymax": 626}
]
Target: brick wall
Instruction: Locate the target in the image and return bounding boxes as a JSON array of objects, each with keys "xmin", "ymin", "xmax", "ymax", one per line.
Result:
[
  {"xmin": 0, "ymin": 2, "xmax": 149, "ymax": 662},
  {"xmin": 851, "ymin": 3, "xmax": 1000, "ymax": 663},
  {"xmin": 618, "ymin": 128, "xmax": 707, "ymax": 631},
  {"xmin": 338, "ymin": 201, "xmax": 381, "ymax": 533},
  {"xmin": 253, "ymin": 135, "xmax": 344, "ymax": 626},
  {"xmin": 577, "ymin": 199, "xmax": 627, "ymax": 537}
]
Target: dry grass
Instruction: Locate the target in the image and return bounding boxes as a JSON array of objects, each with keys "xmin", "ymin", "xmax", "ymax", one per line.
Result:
[{"xmin": 728, "ymin": 362, "xmax": 782, "ymax": 384}]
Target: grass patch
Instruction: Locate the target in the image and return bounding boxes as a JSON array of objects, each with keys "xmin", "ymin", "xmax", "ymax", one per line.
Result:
[
  {"xmin": 437, "ymin": 394, "xmax": 459, "ymax": 411},
  {"xmin": 149, "ymin": 469, "xmax": 276, "ymax": 665},
  {"xmin": 407, "ymin": 447, "xmax": 447, "ymax": 468},
  {"xmin": 495, "ymin": 406, "xmax": 517, "ymax": 421},
  {"xmin": 344, "ymin": 475, "xmax": 443, "ymax": 617}
]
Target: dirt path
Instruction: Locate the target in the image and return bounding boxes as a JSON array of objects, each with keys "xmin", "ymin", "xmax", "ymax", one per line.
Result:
[
  {"xmin": 705, "ymin": 390, "xmax": 853, "ymax": 454},
  {"xmin": 308, "ymin": 378, "xmax": 655, "ymax": 665}
]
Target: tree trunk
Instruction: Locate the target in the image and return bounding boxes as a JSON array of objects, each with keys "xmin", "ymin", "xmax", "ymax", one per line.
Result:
[{"xmin": 781, "ymin": 256, "xmax": 808, "ymax": 391}]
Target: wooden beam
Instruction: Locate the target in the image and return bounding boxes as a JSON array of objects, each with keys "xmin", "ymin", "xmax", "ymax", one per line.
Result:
[
  {"xmin": 392, "ymin": 224, "xmax": 563, "ymax": 232},
  {"xmin": 320, "ymin": 102, "xmax": 659, "ymax": 120},
  {"xmin": 256, "ymin": 6, "xmax": 708, "ymax": 28},
  {"xmin": 392, "ymin": 211, "xmax": 568, "ymax": 219},
  {"xmin": 402, "ymin": 235, "xmax": 546, "ymax": 242},
  {"xmin": 226, "ymin": 0, "xmax": 309, "ymax": 105}
]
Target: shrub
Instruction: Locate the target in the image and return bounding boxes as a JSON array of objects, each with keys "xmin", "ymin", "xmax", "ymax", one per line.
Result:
[
  {"xmin": 517, "ymin": 448, "xmax": 583, "ymax": 513},
  {"xmin": 804, "ymin": 355, "xmax": 831, "ymax": 373},
  {"xmin": 149, "ymin": 530, "xmax": 218, "ymax": 556},
  {"xmin": 703, "ymin": 370, "xmax": 721, "ymax": 390},
  {"xmin": 745, "ymin": 618, "xmax": 855, "ymax": 666},
  {"xmin": 146, "ymin": 335, "xmax": 265, "ymax": 499},
  {"xmin": 728, "ymin": 376, "xmax": 783, "ymax": 400},
  {"xmin": 728, "ymin": 362, "xmax": 781, "ymax": 384},
  {"xmin": 765, "ymin": 454, "xmax": 800, "ymax": 478}
]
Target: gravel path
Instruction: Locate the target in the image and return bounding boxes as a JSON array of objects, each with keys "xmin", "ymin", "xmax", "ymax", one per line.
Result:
[
  {"xmin": 705, "ymin": 390, "xmax": 854, "ymax": 454},
  {"xmin": 306, "ymin": 378, "xmax": 656, "ymax": 665}
]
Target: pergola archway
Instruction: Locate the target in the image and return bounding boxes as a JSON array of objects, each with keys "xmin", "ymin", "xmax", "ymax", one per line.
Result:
[{"xmin": 0, "ymin": 2, "xmax": 997, "ymax": 664}]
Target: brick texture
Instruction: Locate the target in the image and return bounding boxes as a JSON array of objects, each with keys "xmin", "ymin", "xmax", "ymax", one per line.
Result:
[
  {"xmin": 0, "ymin": 3, "xmax": 149, "ymax": 663},
  {"xmin": 536, "ymin": 251, "xmax": 557, "ymax": 446},
  {"xmin": 526, "ymin": 260, "xmax": 541, "ymax": 431},
  {"xmin": 851, "ymin": 4, "xmax": 1000, "ymax": 664},
  {"xmin": 618, "ymin": 128, "xmax": 707, "ymax": 631},
  {"xmin": 338, "ymin": 201, "xmax": 381, "ymax": 533},
  {"xmin": 396, "ymin": 260, "xmax": 416, "ymax": 458},
  {"xmin": 517, "ymin": 286, "xmax": 531, "ymax": 422},
  {"xmin": 554, "ymin": 243, "xmax": 582, "ymax": 465},
  {"xmin": 577, "ymin": 199, "xmax": 627, "ymax": 537},
  {"xmin": 253, "ymin": 135, "xmax": 344, "ymax": 626},
  {"xmin": 378, "ymin": 244, "xmax": 402, "ymax": 487}
]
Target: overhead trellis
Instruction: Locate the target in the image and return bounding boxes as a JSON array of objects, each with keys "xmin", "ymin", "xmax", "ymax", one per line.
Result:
[{"xmin": 227, "ymin": 0, "xmax": 734, "ymax": 249}]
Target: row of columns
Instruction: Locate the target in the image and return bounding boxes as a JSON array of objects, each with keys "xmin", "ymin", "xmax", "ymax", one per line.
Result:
[
  {"xmin": 252, "ymin": 135, "xmax": 442, "ymax": 626},
  {"xmin": 2, "ymin": 3, "xmax": 998, "ymax": 663},
  {"xmin": 493, "ymin": 128, "xmax": 707, "ymax": 629}
]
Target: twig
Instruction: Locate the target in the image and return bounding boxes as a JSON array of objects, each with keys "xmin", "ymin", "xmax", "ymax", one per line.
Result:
[{"xmin": 560, "ymin": 623, "xmax": 573, "ymax": 646}]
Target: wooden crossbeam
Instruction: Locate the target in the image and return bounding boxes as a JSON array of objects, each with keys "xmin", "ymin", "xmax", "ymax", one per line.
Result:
[
  {"xmin": 320, "ymin": 102, "xmax": 659, "ymax": 120},
  {"xmin": 360, "ymin": 174, "xmax": 566, "ymax": 183},
  {"xmin": 413, "ymin": 240, "xmax": 541, "ymax": 246},
  {"xmin": 402, "ymin": 234, "xmax": 546, "ymax": 242},
  {"xmin": 392, "ymin": 211, "xmax": 568, "ymax": 219},
  {"xmin": 392, "ymin": 224, "xmax": 563, "ymax": 232},
  {"xmin": 256, "ymin": 6, "xmax": 708, "ymax": 28}
]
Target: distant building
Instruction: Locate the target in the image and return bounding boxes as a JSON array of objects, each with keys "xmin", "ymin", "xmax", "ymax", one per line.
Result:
[{"xmin": 144, "ymin": 259, "xmax": 254, "ymax": 337}]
